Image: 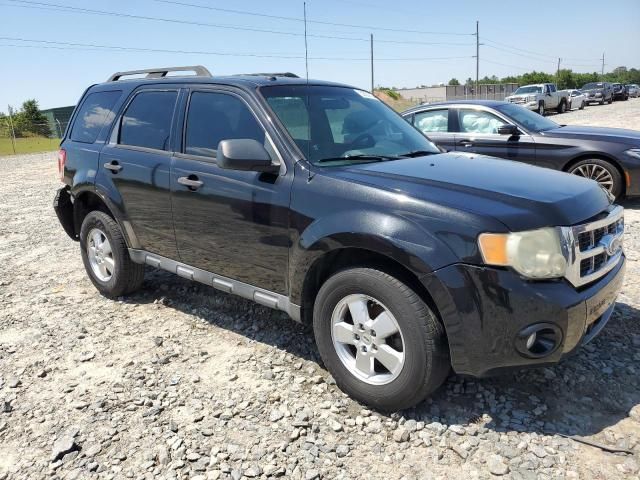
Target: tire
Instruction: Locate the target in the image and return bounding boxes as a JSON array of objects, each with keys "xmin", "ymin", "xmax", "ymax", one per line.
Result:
[
  {"xmin": 556, "ymin": 100, "xmax": 566, "ymax": 114},
  {"xmin": 599, "ymin": 98, "xmax": 605, "ymax": 105},
  {"xmin": 80, "ymin": 211, "xmax": 144, "ymax": 298},
  {"xmin": 537, "ymin": 102, "xmax": 545, "ymax": 115},
  {"xmin": 579, "ymin": 101, "xmax": 585, "ymax": 110},
  {"xmin": 608, "ymin": 96, "xmax": 613, "ymax": 104},
  {"xmin": 312, "ymin": 268, "xmax": 450, "ymax": 411},
  {"xmin": 568, "ymin": 158, "xmax": 623, "ymax": 199}
]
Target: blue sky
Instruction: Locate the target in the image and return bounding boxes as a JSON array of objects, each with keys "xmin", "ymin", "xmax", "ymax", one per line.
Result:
[{"xmin": 1, "ymin": 0, "xmax": 639, "ymax": 110}]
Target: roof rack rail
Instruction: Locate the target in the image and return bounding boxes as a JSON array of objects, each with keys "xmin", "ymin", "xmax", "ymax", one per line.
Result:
[
  {"xmin": 107, "ymin": 65, "xmax": 212, "ymax": 82},
  {"xmin": 238, "ymin": 72, "xmax": 299, "ymax": 79}
]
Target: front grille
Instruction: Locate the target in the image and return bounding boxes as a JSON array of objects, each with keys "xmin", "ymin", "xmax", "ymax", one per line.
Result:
[{"xmin": 563, "ymin": 206, "xmax": 624, "ymax": 288}]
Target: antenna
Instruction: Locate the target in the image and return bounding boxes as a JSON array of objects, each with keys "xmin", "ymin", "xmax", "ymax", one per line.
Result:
[{"xmin": 303, "ymin": 1, "xmax": 312, "ymax": 181}]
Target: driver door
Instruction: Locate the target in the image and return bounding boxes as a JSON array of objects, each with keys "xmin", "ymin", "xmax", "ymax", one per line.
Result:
[{"xmin": 453, "ymin": 108, "xmax": 536, "ymax": 164}]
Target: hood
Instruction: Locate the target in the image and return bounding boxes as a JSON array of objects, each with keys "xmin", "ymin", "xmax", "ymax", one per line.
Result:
[
  {"xmin": 328, "ymin": 153, "xmax": 610, "ymax": 231},
  {"xmin": 544, "ymin": 125, "xmax": 640, "ymax": 145}
]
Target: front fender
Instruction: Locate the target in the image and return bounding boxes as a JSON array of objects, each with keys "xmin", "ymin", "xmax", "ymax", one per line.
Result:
[{"xmin": 288, "ymin": 209, "xmax": 460, "ymax": 304}]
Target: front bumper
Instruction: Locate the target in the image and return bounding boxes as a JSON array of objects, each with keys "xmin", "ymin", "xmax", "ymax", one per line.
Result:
[{"xmin": 422, "ymin": 257, "xmax": 625, "ymax": 377}]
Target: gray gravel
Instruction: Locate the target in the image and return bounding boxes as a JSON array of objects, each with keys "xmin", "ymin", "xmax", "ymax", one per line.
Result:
[{"xmin": 0, "ymin": 101, "xmax": 639, "ymax": 479}]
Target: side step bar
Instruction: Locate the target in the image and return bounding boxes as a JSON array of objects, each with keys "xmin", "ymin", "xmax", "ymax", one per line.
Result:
[{"xmin": 128, "ymin": 249, "xmax": 301, "ymax": 322}]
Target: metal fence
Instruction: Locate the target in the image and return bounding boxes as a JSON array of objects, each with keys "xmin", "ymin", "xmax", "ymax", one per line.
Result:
[{"xmin": 0, "ymin": 119, "xmax": 67, "ymax": 156}]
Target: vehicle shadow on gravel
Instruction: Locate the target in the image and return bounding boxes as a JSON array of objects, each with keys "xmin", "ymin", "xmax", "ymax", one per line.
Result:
[{"xmin": 125, "ymin": 265, "xmax": 640, "ymax": 441}]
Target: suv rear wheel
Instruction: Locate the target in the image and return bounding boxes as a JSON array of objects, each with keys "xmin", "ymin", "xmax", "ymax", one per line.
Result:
[
  {"xmin": 80, "ymin": 211, "xmax": 144, "ymax": 298},
  {"xmin": 313, "ymin": 268, "xmax": 450, "ymax": 411}
]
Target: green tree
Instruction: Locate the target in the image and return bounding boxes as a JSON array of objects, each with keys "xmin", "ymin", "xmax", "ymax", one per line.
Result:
[
  {"xmin": 14, "ymin": 99, "xmax": 51, "ymax": 137},
  {"xmin": 448, "ymin": 78, "xmax": 460, "ymax": 86}
]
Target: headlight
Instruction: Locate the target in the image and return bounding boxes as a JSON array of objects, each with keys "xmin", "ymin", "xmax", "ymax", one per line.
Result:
[
  {"xmin": 625, "ymin": 148, "xmax": 640, "ymax": 160},
  {"xmin": 526, "ymin": 96, "xmax": 536, "ymax": 102},
  {"xmin": 595, "ymin": 92, "xmax": 603, "ymax": 96},
  {"xmin": 478, "ymin": 228, "xmax": 568, "ymax": 279}
]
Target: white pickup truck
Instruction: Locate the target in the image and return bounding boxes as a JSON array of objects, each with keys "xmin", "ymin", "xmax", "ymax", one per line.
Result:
[{"xmin": 505, "ymin": 83, "xmax": 569, "ymax": 115}]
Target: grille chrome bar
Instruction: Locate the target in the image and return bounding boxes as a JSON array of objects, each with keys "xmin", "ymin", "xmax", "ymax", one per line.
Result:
[{"xmin": 562, "ymin": 205, "xmax": 624, "ymax": 288}]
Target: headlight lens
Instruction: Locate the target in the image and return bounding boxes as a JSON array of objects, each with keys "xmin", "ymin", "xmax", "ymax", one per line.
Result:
[
  {"xmin": 625, "ymin": 148, "xmax": 640, "ymax": 160},
  {"xmin": 478, "ymin": 228, "xmax": 568, "ymax": 279},
  {"xmin": 526, "ymin": 95, "xmax": 536, "ymax": 102}
]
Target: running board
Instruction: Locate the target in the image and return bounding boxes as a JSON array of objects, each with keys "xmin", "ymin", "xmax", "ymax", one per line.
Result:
[{"xmin": 128, "ymin": 249, "xmax": 301, "ymax": 322}]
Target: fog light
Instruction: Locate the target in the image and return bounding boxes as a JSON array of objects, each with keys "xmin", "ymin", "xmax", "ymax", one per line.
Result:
[{"xmin": 515, "ymin": 323, "xmax": 563, "ymax": 359}]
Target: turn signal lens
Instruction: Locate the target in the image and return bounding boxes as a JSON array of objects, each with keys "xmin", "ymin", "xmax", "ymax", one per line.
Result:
[{"xmin": 478, "ymin": 233, "xmax": 509, "ymax": 266}]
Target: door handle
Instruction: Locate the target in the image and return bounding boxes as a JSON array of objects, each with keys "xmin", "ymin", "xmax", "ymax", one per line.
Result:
[
  {"xmin": 459, "ymin": 141, "xmax": 474, "ymax": 148},
  {"xmin": 178, "ymin": 176, "xmax": 203, "ymax": 190},
  {"xmin": 104, "ymin": 161, "xmax": 122, "ymax": 173}
]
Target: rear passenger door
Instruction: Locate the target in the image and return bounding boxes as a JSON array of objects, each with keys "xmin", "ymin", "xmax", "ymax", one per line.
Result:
[
  {"xmin": 170, "ymin": 87, "xmax": 292, "ymax": 294},
  {"xmin": 410, "ymin": 108, "xmax": 455, "ymax": 151},
  {"xmin": 98, "ymin": 88, "xmax": 180, "ymax": 259}
]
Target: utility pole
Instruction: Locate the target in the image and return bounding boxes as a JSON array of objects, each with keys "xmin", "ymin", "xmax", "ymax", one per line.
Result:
[
  {"xmin": 601, "ymin": 52, "xmax": 605, "ymax": 77},
  {"xmin": 7, "ymin": 105, "xmax": 16, "ymax": 155},
  {"xmin": 475, "ymin": 20, "xmax": 479, "ymax": 98},
  {"xmin": 556, "ymin": 57, "xmax": 561, "ymax": 83},
  {"xmin": 370, "ymin": 33, "xmax": 374, "ymax": 94}
]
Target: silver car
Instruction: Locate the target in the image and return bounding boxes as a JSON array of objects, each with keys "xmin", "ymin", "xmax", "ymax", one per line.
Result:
[
  {"xmin": 628, "ymin": 84, "xmax": 639, "ymax": 98},
  {"xmin": 567, "ymin": 89, "xmax": 586, "ymax": 110}
]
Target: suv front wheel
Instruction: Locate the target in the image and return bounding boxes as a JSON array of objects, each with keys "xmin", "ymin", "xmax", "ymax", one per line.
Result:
[
  {"xmin": 313, "ymin": 268, "xmax": 450, "ymax": 411},
  {"xmin": 80, "ymin": 211, "xmax": 144, "ymax": 298}
]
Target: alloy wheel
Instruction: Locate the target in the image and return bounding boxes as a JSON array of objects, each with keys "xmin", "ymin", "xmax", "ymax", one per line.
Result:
[
  {"xmin": 331, "ymin": 294, "xmax": 405, "ymax": 385},
  {"xmin": 87, "ymin": 228, "xmax": 114, "ymax": 282},
  {"xmin": 570, "ymin": 163, "xmax": 614, "ymax": 192}
]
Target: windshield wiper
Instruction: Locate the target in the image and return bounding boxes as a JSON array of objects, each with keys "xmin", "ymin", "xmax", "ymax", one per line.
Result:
[
  {"xmin": 317, "ymin": 154, "xmax": 400, "ymax": 163},
  {"xmin": 398, "ymin": 150, "xmax": 437, "ymax": 158}
]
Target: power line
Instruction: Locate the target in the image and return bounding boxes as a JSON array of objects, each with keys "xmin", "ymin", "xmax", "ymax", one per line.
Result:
[
  {"xmin": 147, "ymin": 0, "xmax": 473, "ymax": 36},
  {"xmin": 484, "ymin": 44, "xmax": 601, "ymax": 69},
  {"xmin": 4, "ymin": 0, "xmax": 474, "ymax": 47},
  {"xmin": 0, "ymin": 37, "xmax": 474, "ymax": 62},
  {"xmin": 483, "ymin": 37, "xmax": 598, "ymax": 63}
]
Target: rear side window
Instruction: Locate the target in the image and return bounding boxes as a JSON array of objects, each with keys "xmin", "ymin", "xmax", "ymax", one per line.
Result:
[
  {"xmin": 70, "ymin": 90, "xmax": 121, "ymax": 143},
  {"xmin": 119, "ymin": 91, "xmax": 178, "ymax": 151},
  {"xmin": 184, "ymin": 92, "xmax": 265, "ymax": 158},
  {"xmin": 414, "ymin": 109, "xmax": 449, "ymax": 133}
]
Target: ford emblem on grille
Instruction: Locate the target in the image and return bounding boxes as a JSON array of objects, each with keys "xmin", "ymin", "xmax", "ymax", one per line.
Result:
[{"xmin": 600, "ymin": 234, "xmax": 623, "ymax": 257}]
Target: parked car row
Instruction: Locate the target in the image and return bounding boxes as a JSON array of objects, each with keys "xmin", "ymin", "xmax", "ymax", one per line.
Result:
[{"xmin": 505, "ymin": 81, "xmax": 639, "ymax": 116}]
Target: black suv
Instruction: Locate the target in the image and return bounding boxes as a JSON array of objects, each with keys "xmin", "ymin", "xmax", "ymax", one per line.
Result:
[
  {"xmin": 54, "ymin": 66, "xmax": 626, "ymax": 411},
  {"xmin": 612, "ymin": 83, "xmax": 629, "ymax": 101}
]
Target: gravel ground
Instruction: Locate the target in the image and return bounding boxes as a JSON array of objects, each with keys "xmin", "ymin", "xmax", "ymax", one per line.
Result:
[
  {"xmin": 1, "ymin": 100, "xmax": 639, "ymax": 479},
  {"xmin": 548, "ymin": 96, "xmax": 640, "ymax": 131}
]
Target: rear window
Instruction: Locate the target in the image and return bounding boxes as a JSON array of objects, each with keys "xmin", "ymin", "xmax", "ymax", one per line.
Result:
[
  {"xmin": 119, "ymin": 90, "xmax": 178, "ymax": 151},
  {"xmin": 70, "ymin": 90, "xmax": 121, "ymax": 143}
]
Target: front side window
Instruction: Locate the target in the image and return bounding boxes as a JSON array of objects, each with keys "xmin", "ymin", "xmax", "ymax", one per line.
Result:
[
  {"xmin": 495, "ymin": 103, "xmax": 559, "ymax": 132},
  {"xmin": 414, "ymin": 109, "xmax": 449, "ymax": 133},
  {"xmin": 457, "ymin": 109, "xmax": 506, "ymax": 134},
  {"xmin": 119, "ymin": 91, "xmax": 177, "ymax": 150},
  {"xmin": 70, "ymin": 90, "xmax": 121, "ymax": 143},
  {"xmin": 184, "ymin": 92, "xmax": 265, "ymax": 158},
  {"xmin": 260, "ymin": 85, "xmax": 440, "ymax": 165}
]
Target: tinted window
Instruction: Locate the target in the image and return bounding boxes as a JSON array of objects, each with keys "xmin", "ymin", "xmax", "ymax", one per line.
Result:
[
  {"xmin": 414, "ymin": 109, "xmax": 448, "ymax": 133},
  {"xmin": 70, "ymin": 90, "xmax": 121, "ymax": 143},
  {"xmin": 458, "ymin": 109, "xmax": 506, "ymax": 134},
  {"xmin": 119, "ymin": 91, "xmax": 177, "ymax": 150},
  {"xmin": 184, "ymin": 92, "xmax": 265, "ymax": 158},
  {"xmin": 495, "ymin": 103, "xmax": 559, "ymax": 132}
]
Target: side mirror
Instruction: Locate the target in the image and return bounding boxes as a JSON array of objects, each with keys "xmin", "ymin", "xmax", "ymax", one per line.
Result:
[
  {"xmin": 217, "ymin": 139, "xmax": 278, "ymax": 173},
  {"xmin": 497, "ymin": 124, "xmax": 519, "ymax": 136}
]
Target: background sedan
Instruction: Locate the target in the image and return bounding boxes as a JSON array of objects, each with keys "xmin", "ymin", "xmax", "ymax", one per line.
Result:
[{"xmin": 402, "ymin": 100, "xmax": 640, "ymax": 198}]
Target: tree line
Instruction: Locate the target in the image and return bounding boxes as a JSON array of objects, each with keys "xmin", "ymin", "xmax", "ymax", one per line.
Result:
[
  {"xmin": 449, "ymin": 66, "xmax": 640, "ymax": 89},
  {"xmin": 0, "ymin": 99, "xmax": 51, "ymax": 138}
]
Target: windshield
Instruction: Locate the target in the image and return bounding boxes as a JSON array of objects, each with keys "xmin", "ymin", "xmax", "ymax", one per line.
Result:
[
  {"xmin": 495, "ymin": 103, "xmax": 559, "ymax": 132},
  {"xmin": 259, "ymin": 85, "xmax": 440, "ymax": 166},
  {"xmin": 582, "ymin": 83, "xmax": 603, "ymax": 90},
  {"xmin": 513, "ymin": 86, "xmax": 542, "ymax": 94}
]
